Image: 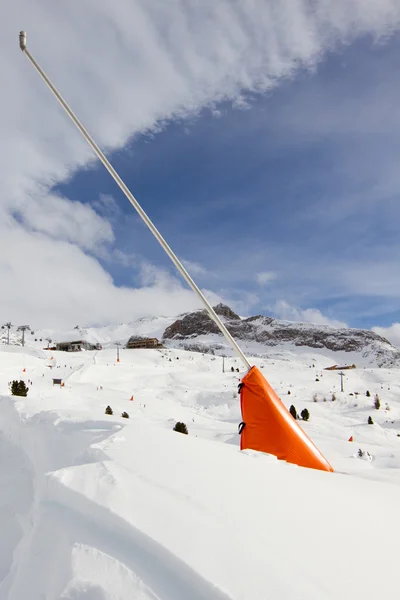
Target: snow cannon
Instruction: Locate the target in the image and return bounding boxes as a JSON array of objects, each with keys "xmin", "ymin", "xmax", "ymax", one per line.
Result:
[{"xmin": 239, "ymin": 367, "xmax": 334, "ymax": 472}]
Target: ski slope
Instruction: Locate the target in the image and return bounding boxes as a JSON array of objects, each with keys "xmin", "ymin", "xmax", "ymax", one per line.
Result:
[{"xmin": 1, "ymin": 344, "xmax": 400, "ymax": 599}]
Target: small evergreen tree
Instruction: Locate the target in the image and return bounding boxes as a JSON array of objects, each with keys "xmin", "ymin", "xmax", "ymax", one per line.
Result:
[
  {"xmin": 368, "ymin": 416, "xmax": 374, "ymax": 425},
  {"xmin": 289, "ymin": 405, "xmax": 298, "ymax": 420},
  {"xmin": 121, "ymin": 411, "xmax": 129, "ymax": 419},
  {"xmin": 11, "ymin": 380, "xmax": 28, "ymax": 397},
  {"xmin": 331, "ymin": 393, "xmax": 336, "ymax": 401},
  {"xmin": 173, "ymin": 421, "xmax": 188, "ymax": 434},
  {"xmin": 105, "ymin": 405, "xmax": 113, "ymax": 415},
  {"xmin": 374, "ymin": 394, "xmax": 380, "ymax": 410},
  {"xmin": 358, "ymin": 448, "xmax": 364, "ymax": 458},
  {"xmin": 301, "ymin": 408, "xmax": 310, "ymax": 421},
  {"xmin": 366, "ymin": 390, "xmax": 371, "ymax": 397}
]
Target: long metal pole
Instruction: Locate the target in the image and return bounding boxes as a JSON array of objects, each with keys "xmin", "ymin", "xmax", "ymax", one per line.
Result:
[{"xmin": 19, "ymin": 32, "xmax": 251, "ymax": 370}]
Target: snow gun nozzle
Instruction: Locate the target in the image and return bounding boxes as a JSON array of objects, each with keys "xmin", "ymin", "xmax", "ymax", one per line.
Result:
[{"xmin": 19, "ymin": 31, "xmax": 27, "ymax": 51}]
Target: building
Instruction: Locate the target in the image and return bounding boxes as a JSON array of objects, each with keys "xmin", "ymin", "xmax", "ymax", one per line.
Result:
[
  {"xmin": 126, "ymin": 336, "xmax": 162, "ymax": 349},
  {"xmin": 324, "ymin": 364, "xmax": 356, "ymax": 371},
  {"xmin": 55, "ymin": 340, "xmax": 98, "ymax": 352}
]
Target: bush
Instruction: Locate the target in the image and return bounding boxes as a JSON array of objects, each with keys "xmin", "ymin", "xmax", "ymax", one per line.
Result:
[
  {"xmin": 121, "ymin": 411, "xmax": 129, "ymax": 419},
  {"xmin": 289, "ymin": 405, "xmax": 298, "ymax": 420},
  {"xmin": 358, "ymin": 448, "xmax": 364, "ymax": 458},
  {"xmin": 301, "ymin": 408, "xmax": 310, "ymax": 421},
  {"xmin": 105, "ymin": 405, "xmax": 113, "ymax": 415},
  {"xmin": 288, "ymin": 390, "xmax": 291, "ymax": 395},
  {"xmin": 331, "ymin": 393, "xmax": 336, "ymax": 401},
  {"xmin": 366, "ymin": 390, "xmax": 371, "ymax": 397},
  {"xmin": 313, "ymin": 393, "xmax": 318, "ymax": 402},
  {"xmin": 11, "ymin": 380, "xmax": 28, "ymax": 397},
  {"xmin": 374, "ymin": 394, "xmax": 380, "ymax": 410},
  {"xmin": 173, "ymin": 421, "xmax": 188, "ymax": 434},
  {"xmin": 315, "ymin": 378, "xmax": 320, "ymax": 382},
  {"xmin": 368, "ymin": 416, "xmax": 374, "ymax": 425}
]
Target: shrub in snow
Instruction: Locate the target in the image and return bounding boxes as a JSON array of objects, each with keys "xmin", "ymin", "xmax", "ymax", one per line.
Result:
[
  {"xmin": 121, "ymin": 412, "xmax": 129, "ymax": 419},
  {"xmin": 332, "ymin": 393, "xmax": 336, "ymax": 401},
  {"xmin": 358, "ymin": 449, "xmax": 364, "ymax": 458},
  {"xmin": 105, "ymin": 405, "xmax": 113, "ymax": 415},
  {"xmin": 289, "ymin": 405, "xmax": 298, "ymax": 420},
  {"xmin": 11, "ymin": 380, "xmax": 28, "ymax": 397},
  {"xmin": 288, "ymin": 390, "xmax": 291, "ymax": 395},
  {"xmin": 315, "ymin": 378, "xmax": 320, "ymax": 382},
  {"xmin": 313, "ymin": 393, "xmax": 318, "ymax": 402},
  {"xmin": 368, "ymin": 416, "xmax": 374, "ymax": 425},
  {"xmin": 374, "ymin": 394, "xmax": 380, "ymax": 410},
  {"xmin": 366, "ymin": 390, "xmax": 371, "ymax": 397},
  {"xmin": 301, "ymin": 408, "xmax": 310, "ymax": 421},
  {"xmin": 173, "ymin": 422, "xmax": 188, "ymax": 435}
]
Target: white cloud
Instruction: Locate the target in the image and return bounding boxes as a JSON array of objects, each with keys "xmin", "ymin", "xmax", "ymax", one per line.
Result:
[
  {"xmin": 1, "ymin": 1, "xmax": 400, "ymax": 327},
  {"xmin": 372, "ymin": 324, "xmax": 400, "ymax": 349},
  {"xmin": 256, "ymin": 271, "xmax": 277, "ymax": 286},
  {"xmin": 272, "ymin": 300, "xmax": 348, "ymax": 329},
  {"xmin": 182, "ymin": 260, "xmax": 208, "ymax": 277},
  {"xmin": 12, "ymin": 193, "xmax": 114, "ymax": 255}
]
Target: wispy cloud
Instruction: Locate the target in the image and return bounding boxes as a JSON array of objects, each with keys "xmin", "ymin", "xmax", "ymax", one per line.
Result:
[
  {"xmin": 182, "ymin": 260, "xmax": 208, "ymax": 277},
  {"xmin": 256, "ymin": 271, "xmax": 277, "ymax": 286}
]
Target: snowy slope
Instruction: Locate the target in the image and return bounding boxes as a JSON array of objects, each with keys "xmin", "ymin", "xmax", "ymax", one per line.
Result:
[{"xmin": 1, "ymin": 342, "xmax": 400, "ymax": 599}]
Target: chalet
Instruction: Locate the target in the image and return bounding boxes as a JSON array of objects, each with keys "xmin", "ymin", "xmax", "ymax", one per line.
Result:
[
  {"xmin": 126, "ymin": 336, "xmax": 162, "ymax": 349},
  {"xmin": 55, "ymin": 340, "xmax": 98, "ymax": 352}
]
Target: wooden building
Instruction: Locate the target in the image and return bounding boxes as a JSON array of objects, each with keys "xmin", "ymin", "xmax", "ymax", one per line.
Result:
[{"xmin": 126, "ymin": 336, "xmax": 162, "ymax": 349}]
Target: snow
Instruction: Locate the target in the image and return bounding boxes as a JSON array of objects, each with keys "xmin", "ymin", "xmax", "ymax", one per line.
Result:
[{"xmin": 1, "ymin": 339, "xmax": 400, "ymax": 599}]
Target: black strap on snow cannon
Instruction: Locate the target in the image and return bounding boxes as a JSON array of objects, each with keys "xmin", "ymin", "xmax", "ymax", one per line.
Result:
[
  {"xmin": 238, "ymin": 421, "xmax": 246, "ymax": 435},
  {"xmin": 238, "ymin": 382, "xmax": 244, "ymax": 394}
]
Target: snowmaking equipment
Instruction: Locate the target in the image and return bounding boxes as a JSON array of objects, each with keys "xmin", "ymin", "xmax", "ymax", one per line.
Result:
[{"xmin": 18, "ymin": 31, "xmax": 333, "ymax": 472}]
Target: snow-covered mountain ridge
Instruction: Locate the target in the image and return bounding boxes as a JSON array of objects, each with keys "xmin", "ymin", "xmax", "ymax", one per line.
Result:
[
  {"xmin": 3, "ymin": 303, "xmax": 399, "ymax": 368},
  {"xmin": 162, "ymin": 304, "xmax": 400, "ymax": 367}
]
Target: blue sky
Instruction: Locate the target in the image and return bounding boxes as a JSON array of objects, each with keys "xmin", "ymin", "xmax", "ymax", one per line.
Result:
[{"xmin": 54, "ymin": 33, "xmax": 400, "ymax": 330}]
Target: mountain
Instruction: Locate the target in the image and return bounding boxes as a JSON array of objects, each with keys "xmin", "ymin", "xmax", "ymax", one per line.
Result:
[
  {"xmin": 162, "ymin": 303, "xmax": 400, "ymax": 368},
  {"xmin": 4, "ymin": 303, "xmax": 399, "ymax": 368}
]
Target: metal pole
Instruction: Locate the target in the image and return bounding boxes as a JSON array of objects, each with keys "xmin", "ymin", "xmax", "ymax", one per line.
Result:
[
  {"xmin": 339, "ymin": 371, "xmax": 344, "ymax": 393},
  {"xmin": 19, "ymin": 32, "xmax": 251, "ymax": 371},
  {"xmin": 116, "ymin": 342, "xmax": 121, "ymax": 362},
  {"xmin": 4, "ymin": 322, "xmax": 12, "ymax": 345}
]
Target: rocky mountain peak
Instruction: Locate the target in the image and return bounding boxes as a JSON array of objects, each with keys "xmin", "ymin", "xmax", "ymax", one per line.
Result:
[
  {"xmin": 162, "ymin": 305, "xmax": 400, "ymax": 367},
  {"xmin": 213, "ymin": 304, "xmax": 240, "ymax": 320}
]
